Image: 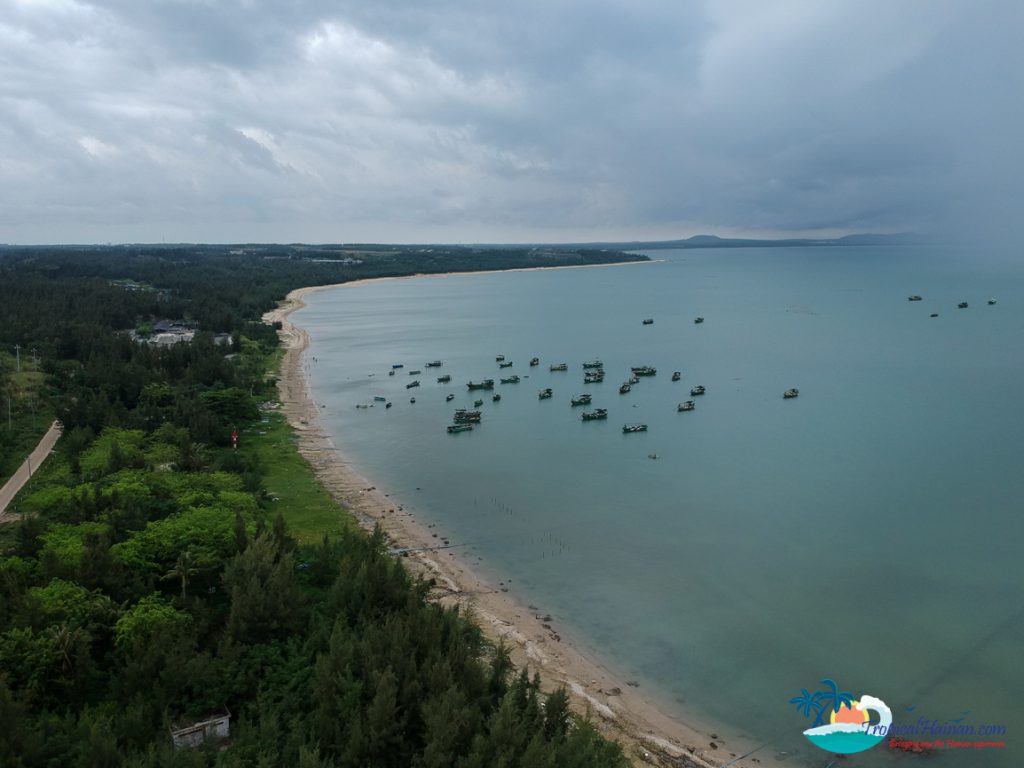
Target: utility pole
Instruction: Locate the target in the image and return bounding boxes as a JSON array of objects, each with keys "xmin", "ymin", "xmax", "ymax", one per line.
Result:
[
  {"xmin": 13, "ymin": 344, "xmax": 21, "ymax": 373},
  {"xmin": 6, "ymin": 394, "xmax": 10, "ymax": 431}
]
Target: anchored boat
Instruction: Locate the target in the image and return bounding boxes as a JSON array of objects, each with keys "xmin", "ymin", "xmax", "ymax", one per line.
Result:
[
  {"xmin": 467, "ymin": 379, "xmax": 495, "ymax": 390},
  {"xmin": 495, "ymin": 355, "xmax": 505, "ymax": 362},
  {"xmin": 958, "ymin": 302, "xmax": 968, "ymax": 308},
  {"xmin": 374, "ymin": 396, "xmax": 387, "ymax": 402},
  {"xmin": 694, "ymin": 317, "xmax": 704, "ymax": 324},
  {"xmin": 582, "ymin": 360, "xmax": 603, "ymax": 369},
  {"xmin": 474, "ymin": 399, "xmax": 484, "ymax": 407},
  {"xmin": 500, "ymin": 374, "xmax": 520, "ymax": 384},
  {"xmin": 550, "ymin": 363, "xmax": 568, "ymax": 371},
  {"xmin": 406, "ymin": 381, "xmax": 420, "ymax": 389},
  {"xmin": 584, "ymin": 371, "xmax": 605, "ymax": 383},
  {"xmin": 446, "ymin": 393, "xmax": 455, "ymax": 402},
  {"xmin": 642, "ymin": 318, "xmax": 654, "ymax": 325},
  {"xmin": 678, "ymin": 401, "xmax": 695, "ymax": 412},
  {"xmin": 571, "ymin": 394, "xmax": 592, "ymax": 406},
  {"xmin": 619, "ymin": 383, "xmax": 631, "ymax": 394},
  {"xmin": 447, "ymin": 424, "xmax": 473, "ymax": 434},
  {"xmin": 622, "ymin": 424, "xmax": 648, "ymax": 433},
  {"xmin": 538, "ymin": 388, "xmax": 553, "ymax": 400},
  {"xmin": 671, "ymin": 371, "xmax": 681, "ymax": 381},
  {"xmin": 530, "ymin": 357, "xmax": 540, "ymax": 366},
  {"xmin": 631, "ymin": 366, "xmax": 656, "ymax": 376},
  {"xmin": 499, "ymin": 361, "xmax": 514, "ymax": 368},
  {"xmin": 690, "ymin": 385, "xmax": 705, "ymax": 396},
  {"xmin": 409, "ymin": 369, "xmax": 421, "ymax": 375},
  {"xmin": 454, "ymin": 409, "xmax": 481, "ymax": 423},
  {"xmin": 908, "ymin": 295, "xmax": 923, "ymax": 301},
  {"xmin": 437, "ymin": 375, "xmax": 451, "ymax": 383},
  {"xmin": 492, "ymin": 393, "xmax": 501, "ymax": 402},
  {"xmin": 783, "ymin": 388, "xmax": 799, "ymax": 399},
  {"xmin": 426, "ymin": 360, "xmax": 443, "ymax": 367},
  {"xmin": 581, "ymin": 408, "xmax": 608, "ymax": 421}
]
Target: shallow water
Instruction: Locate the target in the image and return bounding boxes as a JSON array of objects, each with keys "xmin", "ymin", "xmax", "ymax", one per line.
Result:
[{"xmin": 297, "ymin": 246, "xmax": 1024, "ymax": 767}]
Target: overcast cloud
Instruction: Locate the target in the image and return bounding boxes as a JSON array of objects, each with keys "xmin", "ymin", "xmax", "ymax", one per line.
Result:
[{"xmin": 1, "ymin": 0, "xmax": 1021, "ymax": 243}]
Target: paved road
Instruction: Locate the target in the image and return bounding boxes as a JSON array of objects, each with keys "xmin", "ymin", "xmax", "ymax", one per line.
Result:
[{"xmin": 0, "ymin": 420, "xmax": 62, "ymax": 521}]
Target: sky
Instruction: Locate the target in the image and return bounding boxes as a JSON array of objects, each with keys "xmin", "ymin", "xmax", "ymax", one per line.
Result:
[{"xmin": 1, "ymin": 0, "xmax": 1022, "ymax": 244}]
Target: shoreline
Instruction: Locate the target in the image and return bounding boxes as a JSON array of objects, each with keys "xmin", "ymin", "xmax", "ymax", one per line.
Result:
[{"xmin": 263, "ymin": 264, "xmax": 757, "ymax": 768}]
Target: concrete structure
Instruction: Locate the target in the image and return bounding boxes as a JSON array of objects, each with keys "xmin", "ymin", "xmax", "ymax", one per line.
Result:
[{"xmin": 170, "ymin": 712, "xmax": 230, "ymax": 749}]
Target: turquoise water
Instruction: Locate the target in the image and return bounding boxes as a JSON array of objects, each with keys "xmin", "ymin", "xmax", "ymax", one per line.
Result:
[{"xmin": 297, "ymin": 246, "xmax": 1024, "ymax": 767}]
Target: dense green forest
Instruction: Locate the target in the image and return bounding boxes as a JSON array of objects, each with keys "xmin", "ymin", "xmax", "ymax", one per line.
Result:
[{"xmin": 0, "ymin": 246, "xmax": 639, "ymax": 767}]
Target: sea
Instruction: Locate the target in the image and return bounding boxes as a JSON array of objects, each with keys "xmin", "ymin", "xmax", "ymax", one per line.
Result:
[{"xmin": 295, "ymin": 245, "xmax": 1024, "ymax": 767}]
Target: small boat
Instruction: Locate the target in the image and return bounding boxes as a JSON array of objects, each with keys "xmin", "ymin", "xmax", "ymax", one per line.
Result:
[
  {"xmin": 631, "ymin": 366, "xmax": 656, "ymax": 376},
  {"xmin": 642, "ymin": 318, "xmax": 654, "ymax": 325},
  {"xmin": 492, "ymin": 393, "xmax": 501, "ymax": 402},
  {"xmin": 529, "ymin": 357, "xmax": 540, "ymax": 366},
  {"xmin": 392, "ymin": 364, "xmax": 404, "ymax": 369},
  {"xmin": 619, "ymin": 383, "xmax": 631, "ymax": 394},
  {"xmin": 410, "ymin": 397, "xmax": 416, "ymax": 404},
  {"xmin": 930, "ymin": 313, "xmax": 939, "ymax": 317},
  {"xmin": 694, "ymin": 317, "xmax": 704, "ymax": 324},
  {"xmin": 582, "ymin": 360, "xmax": 603, "ymax": 369},
  {"xmin": 408, "ymin": 370, "xmax": 421, "ymax": 375},
  {"xmin": 629, "ymin": 374, "xmax": 639, "ymax": 384},
  {"xmin": 538, "ymin": 388, "xmax": 553, "ymax": 400},
  {"xmin": 437, "ymin": 375, "xmax": 451, "ymax": 383},
  {"xmin": 495, "ymin": 355, "xmax": 505, "ymax": 362},
  {"xmin": 474, "ymin": 399, "xmax": 484, "ymax": 407},
  {"xmin": 677, "ymin": 400, "xmax": 695, "ymax": 412},
  {"xmin": 467, "ymin": 379, "xmax": 495, "ymax": 390},
  {"xmin": 446, "ymin": 393, "xmax": 455, "ymax": 402},
  {"xmin": 500, "ymin": 375, "xmax": 520, "ymax": 384},
  {"xmin": 648, "ymin": 454, "xmax": 659, "ymax": 460},
  {"xmin": 356, "ymin": 404, "xmax": 369, "ymax": 409},
  {"xmin": 454, "ymin": 409, "xmax": 481, "ymax": 423},
  {"xmin": 671, "ymin": 371, "xmax": 681, "ymax": 382},
  {"xmin": 550, "ymin": 363, "xmax": 568, "ymax": 371},
  {"xmin": 571, "ymin": 394, "xmax": 592, "ymax": 406},
  {"xmin": 622, "ymin": 424, "xmax": 648, "ymax": 433},
  {"xmin": 374, "ymin": 396, "xmax": 387, "ymax": 402},
  {"xmin": 581, "ymin": 408, "xmax": 608, "ymax": 421},
  {"xmin": 406, "ymin": 381, "xmax": 420, "ymax": 389},
  {"xmin": 783, "ymin": 388, "xmax": 799, "ymax": 399},
  {"xmin": 584, "ymin": 372, "xmax": 605, "ymax": 383},
  {"xmin": 988, "ymin": 298, "xmax": 997, "ymax": 305},
  {"xmin": 385, "ymin": 402, "xmax": 393, "ymax": 409},
  {"xmin": 908, "ymin": 295, "xmax": 923, "ymax": 302},
  {"xmin": 426, "ymin": 360, "xmax": 443, "ymax": 367},
  {"xmin": 499, "ymin": 361, "xmax": 514, "ymax": 368},
  {"xmin": 958, "ymin": 302, "xmax": 968, "ymax": 309},
  {"xmin": 690, "ymin": 385, "xmax": 705, "ymax": 396},
  {"xmin": 388, "ymin": 370, "xmax": 395, "ymax": 376},
  {"xmin": 447, "ymin": 424, "xmax": 473, "ymax": 434}
]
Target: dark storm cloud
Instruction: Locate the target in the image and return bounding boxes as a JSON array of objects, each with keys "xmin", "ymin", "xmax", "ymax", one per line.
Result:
[{"xmin": 0, "ymin": 0, "xmax": 1020, "ymax": 243}]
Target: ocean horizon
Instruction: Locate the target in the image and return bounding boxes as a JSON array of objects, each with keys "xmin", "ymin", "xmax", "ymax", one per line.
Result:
[{"xmin": 295, "ymin": 244, "xmax": 1023, "ymax": 767}]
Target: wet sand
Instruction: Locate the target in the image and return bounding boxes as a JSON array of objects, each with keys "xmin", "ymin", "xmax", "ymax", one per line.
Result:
[{"xmin": 263, "ymin": 264, "xmax": 762, "ymax": 768}]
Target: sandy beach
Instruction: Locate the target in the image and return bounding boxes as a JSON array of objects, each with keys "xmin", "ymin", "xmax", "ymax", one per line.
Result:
[{"xmin": 263, "ymin": 264, "xmax": 762, "ymax": 768}]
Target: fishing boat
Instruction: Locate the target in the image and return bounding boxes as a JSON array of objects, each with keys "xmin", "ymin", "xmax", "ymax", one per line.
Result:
[
  {"xmin": 392, "ymin": 364, "xmax": 404, "ymax": 369},
  {"xmin": 671, "ymin": 371, "xmax": 681, "ymax": 382},
  {"xmin": 694, "ymin": 317, "xmax": 704, "ymax": 324},
  {"xmin": 690, "ymin": 385, "xmax": 705, "ymax": 396},
  {"xmin": 570, "ymin": 394, "xmax": 592, "ymax": 406},
  {"xmin": 447, "ymin": 424, "xmax": 473, "ymax": 434},
  {"xmin": 437, "ymin": 375, "xmax": 451, "ymax": 383},
  {"xmin": 581, "ymin": 408, "xmax": 608, "ymax": 421},
  {"xmin": 385, "ymin": 402, "xmax": 392, "ymax": 409},
  {"xmin": 538, "ymin": 388, "xmax": 553, "ymax": 400},
  {"xmin": 629, "ymin": 374, "xmax": 639, "ymax": 384},
  {"xmin": 492, "ymin": 393, "xmax": 501, "ymax": 402},
  {"xmin": 988, "ymin": 298, "xmax": 997, "ymax": 305},
  {"xmin": 930, "ymin": 313, "xmax": 939, "ymax": 317},
  {"xmin": 474, "ymin": 399, "xmax": 484, "ymax": 407},
  {"xmin": 467, "ymin": 379, "xmax": 495, "ymax": 390},
  {"xmin": 499, "ymin": 361, "xmax": 514, "ymax": 368},
  {"xmin": 529, "ymin": 357, "xmax": 540, "ymax": 366},
  {"xmin": 622, "ymin": 424, "xmax": 648, "ymax": 433},
  {"xmin": 500, "ymin": 374, "xmax": 520, "ymax": 384},
  {"xmin": 958, "ymin": 302, "xmax": 968, "ymax": 309},
  {"xmin": 783, "ymin": 388, "xmax": 800, "ymax": 399},
  {"xmin": 495, "ymin": 355, "xmax": 505, "ymax": 362},
  {"xmin": 454, "ymin": 409, "xmax": 481, "ymax": 423},
  {"xmin": 410, "ymin": 397, "xmax": 416, "ymax": 404},
  {"xmin": 374, "ymin": 396, "xmax": 387, "ymax": 402},
  {"xmin": 426, "ymin": 360, "xmax": 443, "ymax": 367},
  {"xmin": 446, "ymin": 393, "xmax": 455, "ymax": 402},
  {"xmin": 408, "ymin": 369, "xmax": 421, "ymax": 375},
  {"xmin": 631, "ymin": 366, "xmax": 656, "ymax": 376},
  {"xmin": 677, "ymin": 400, "xmax": 695, "ymax": 412},
  {"xmin": 642, "ymin": 318, "xmax": 654, "ymax": 325},
  {"xmin": 908, "ymin": 295, "xmax": 923, "ymax": 302},
  {"xmin": 406, "ymin": 381, "xmax": 420, "ymax": 389},
  {"xmin": 584, "ymin": 371, "xmax": 605, "ymax": 383},
  {"xmin": 582, "ymin": 360, "xmax": 603, "ymax": 369},
  {"xmin": 619, "ymin": 383, "xmax": 631, "ymax": 394},
  {"xmin": 550, "ymin": 363, "xmax": 568, "ymax": 371},
  {"xmin": 388, "ymin": 370, "xmax": 395, "ymax": 376}
]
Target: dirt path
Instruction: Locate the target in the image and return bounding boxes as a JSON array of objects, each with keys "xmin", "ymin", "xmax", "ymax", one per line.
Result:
[{"xmin": 0, "ymin": 420, "xmax": 62, "ymax": 522}]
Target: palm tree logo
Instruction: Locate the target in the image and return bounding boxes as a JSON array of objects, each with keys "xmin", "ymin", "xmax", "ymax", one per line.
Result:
[{"xmin": 789, "ymin": 679, "xmax": 855, "ymax": 727}]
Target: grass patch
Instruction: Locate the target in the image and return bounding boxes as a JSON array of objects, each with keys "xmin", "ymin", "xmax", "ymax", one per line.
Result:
[{"xmin": 240, "ymin": 411, "xmax": 353, "ymax": 544}]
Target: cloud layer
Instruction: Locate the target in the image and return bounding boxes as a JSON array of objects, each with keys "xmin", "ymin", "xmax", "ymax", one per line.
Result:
[{"xmin": 1, "ymin": 0, "xmax": 1021, "ymax": 243}]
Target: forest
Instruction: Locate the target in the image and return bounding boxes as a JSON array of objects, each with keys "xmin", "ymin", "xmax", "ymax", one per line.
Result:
[{"xmin": 0, "ymin": 245, "xmax": 639, "ymax": 767}]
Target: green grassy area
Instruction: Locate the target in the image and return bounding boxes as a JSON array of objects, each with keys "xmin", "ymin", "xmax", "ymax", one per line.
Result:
[
  {"xmin": 240, "ymin": 410, "xmax": 353, "ymax": 544},
  {"xmin": 0, "ymin": 351, "xmax": 54, "ymax": 485}
]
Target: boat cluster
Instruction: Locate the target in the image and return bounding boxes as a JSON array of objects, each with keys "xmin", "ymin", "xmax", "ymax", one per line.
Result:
[{"xmin": 907, "ymin": 294, "xmax": 998, "ymax": 317}]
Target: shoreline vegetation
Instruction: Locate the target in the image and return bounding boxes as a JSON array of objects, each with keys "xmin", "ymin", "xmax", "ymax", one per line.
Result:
[
  {"xmin": 1, "ymin": 243, "xmax": 750, "ymax": 767},
  {"xmin": 266, "ymin": 266, "xmax": 752, "ymax": 768}
]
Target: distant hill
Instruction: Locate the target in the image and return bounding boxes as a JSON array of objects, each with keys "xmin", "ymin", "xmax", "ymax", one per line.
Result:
[{"xmin": 540, "ymin": 232, "xmax": 923, "ymax": 250}]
